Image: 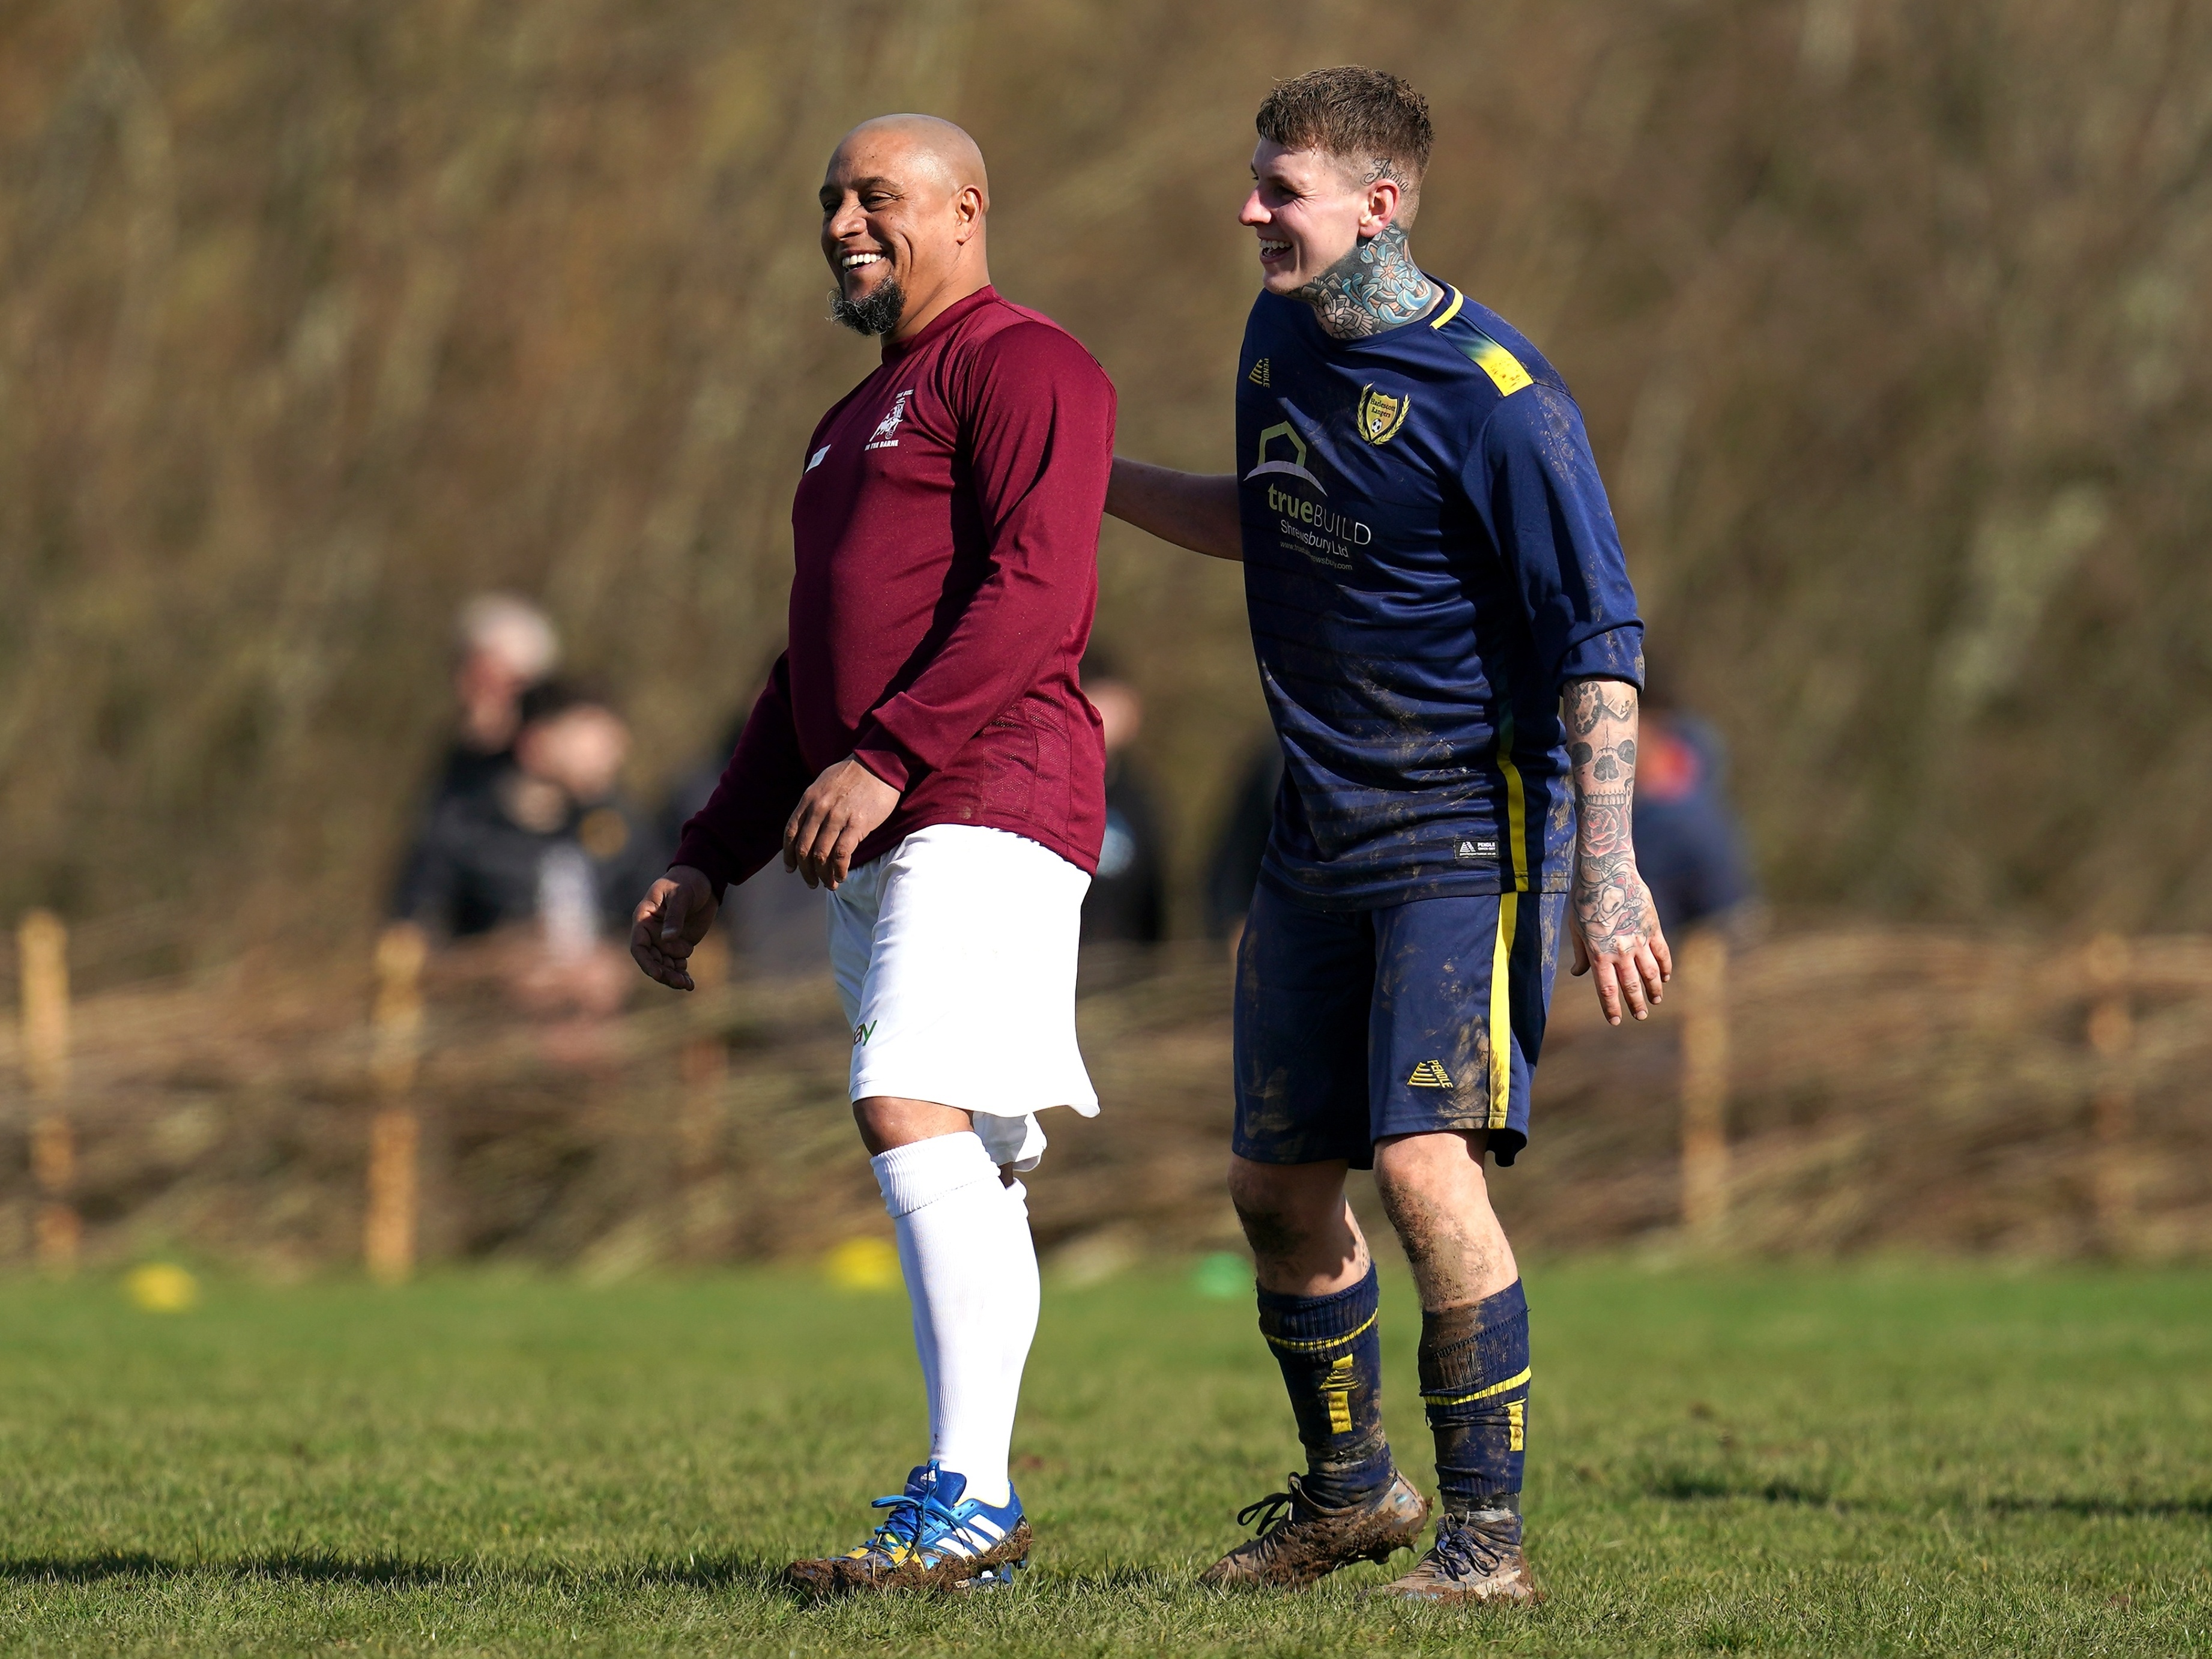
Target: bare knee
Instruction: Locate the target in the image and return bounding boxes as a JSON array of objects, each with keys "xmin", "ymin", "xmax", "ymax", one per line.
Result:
[
  {"xmin": 1373, "ymin": 1130, "xmax": 1491, "ymax": 1215},
  {"xmin": 1228, "ymin": 1155, "xmax": 1364, "ymax": 1295},
  {"xmin": 1373, "ymin": 1131, "xmax": 1515, "ymax": 1307},
  {"xmin": 1230, "ymin": 1157, "xmax": 1329, "ymax": 1240},
  {"xmin": 852, "ymin": 1096, "xmax": 972, "ymax": 1156}
]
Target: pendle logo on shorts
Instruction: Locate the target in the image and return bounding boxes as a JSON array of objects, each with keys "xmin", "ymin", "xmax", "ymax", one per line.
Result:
[
  {"xmin": 865, "ymin": 390, "xmax": 913, "ymax": 451},
  {"xmin": 852, "ymin": 1020, "xmax": 877, "ymax": 1047},
  {"xmin": 1407, "ymin": 1059, "xmax": 1455, "ymax": 1088},
  {"xmin": 1455, "ymin": 838, "xmax": 1499, "ymax": 862}
]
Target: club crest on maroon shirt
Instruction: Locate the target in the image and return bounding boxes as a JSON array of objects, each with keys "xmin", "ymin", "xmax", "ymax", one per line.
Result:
[{"xmin": 866, "ymin": 390, "xmax": 913, "ymax": 450}]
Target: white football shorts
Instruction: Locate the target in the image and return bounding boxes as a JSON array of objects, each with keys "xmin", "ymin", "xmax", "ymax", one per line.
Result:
[{"xmin": 827, "ymin": 824, "xmax": 1099, "ymax": 1171}]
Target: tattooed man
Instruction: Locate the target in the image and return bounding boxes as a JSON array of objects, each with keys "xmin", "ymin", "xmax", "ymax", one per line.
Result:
[{"xmin": 1107, "ymin": 67, "xmax": 1667, "ymax": 1604}]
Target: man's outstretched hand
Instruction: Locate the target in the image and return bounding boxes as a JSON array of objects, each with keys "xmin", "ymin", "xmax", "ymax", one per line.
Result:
[
  {"xmin": 629, "ymin": 865, "xmax": 719, "ymax": 991},
  {"xmin": 784, "ymin": 757, "xmax": 899, "ymax": 890}
]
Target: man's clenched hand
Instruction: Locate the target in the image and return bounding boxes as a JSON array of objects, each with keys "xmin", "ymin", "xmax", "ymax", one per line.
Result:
[
  {"xmin": 629, "ymin": 865, "xmax": 719, "ymax": 991},
  {"xmin": 784, "ymin": 757, "xmax": 901, "ymax": 889}
]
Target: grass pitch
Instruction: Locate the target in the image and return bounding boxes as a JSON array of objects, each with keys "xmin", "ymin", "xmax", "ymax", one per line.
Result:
[{"xmin": 2, "ymin": 1259, "xmax": 2207, "ymax": 1656}]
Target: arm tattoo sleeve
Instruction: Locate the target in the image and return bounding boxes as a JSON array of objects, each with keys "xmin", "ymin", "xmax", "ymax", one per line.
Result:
[{"xmin": 1564, "ymin": 677, "xmax": 1651, "ymax": 955}]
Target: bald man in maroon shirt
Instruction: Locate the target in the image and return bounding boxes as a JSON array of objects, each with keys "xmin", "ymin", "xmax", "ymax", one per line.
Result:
[{"xmin": 629, "ymin": 116, "xmax": 1114, "ymax": 1594}]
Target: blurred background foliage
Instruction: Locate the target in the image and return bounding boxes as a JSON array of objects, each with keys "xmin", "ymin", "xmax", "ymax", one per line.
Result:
[{"xmin": 4, "ymin": 0, "xmax": 2210, "ymax": 955}]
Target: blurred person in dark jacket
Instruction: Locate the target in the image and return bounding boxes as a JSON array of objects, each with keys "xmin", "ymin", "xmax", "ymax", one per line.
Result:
[
  {"xmin": 1632, "ymin": 664, "xmax": 1757, "ymax": 935},
  {"xmin": 1203, "ymin": 735, "xmax": 1285, "ymax": 946},
  {"xmin": 661, "ymin": 692, "xmax": 833, "ymax": 976},
  {"xmin": 390, "ymin": 593, "xmax": 560, "ymax": 917},
  {"xmin": 1080, "ymin": 657, "xmax": 1166, "ymax": 944},
  {"xmin": 398, "ymin": 681, "xmax": 666, "ymax": 957}
]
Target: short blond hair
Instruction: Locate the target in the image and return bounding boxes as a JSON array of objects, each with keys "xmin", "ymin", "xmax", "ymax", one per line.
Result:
[{"xmin": 1256, "ymin": 67, "xmax": 1433, "ymax": 204}]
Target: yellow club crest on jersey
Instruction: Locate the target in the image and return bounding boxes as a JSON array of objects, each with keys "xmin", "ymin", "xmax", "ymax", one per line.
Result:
[{"xmin": 1357, "ymin": 384, "xmax": 1410, "ymax": 445}]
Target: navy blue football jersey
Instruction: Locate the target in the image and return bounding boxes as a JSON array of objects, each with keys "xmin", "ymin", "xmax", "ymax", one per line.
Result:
[{"xmin": 1236, "ymin": 282, "xmax": 1644, "ymax": 909}]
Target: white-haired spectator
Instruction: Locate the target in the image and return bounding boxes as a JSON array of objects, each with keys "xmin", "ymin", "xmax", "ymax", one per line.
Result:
[{"xmin": 390, "ymin": 593, "xmax": 561, "ymax": 920}]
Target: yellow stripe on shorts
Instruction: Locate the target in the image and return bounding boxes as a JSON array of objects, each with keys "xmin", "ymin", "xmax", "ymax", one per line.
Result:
[{"xmin": 1488, "ymin": 892, "xmax": 1517, "ymax": 1130}]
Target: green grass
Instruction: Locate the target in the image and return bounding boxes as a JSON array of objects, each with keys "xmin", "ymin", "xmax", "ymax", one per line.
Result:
[{"xmin": 2, "ymin": 1260, "xmax": 2207, "ymax": 1655}]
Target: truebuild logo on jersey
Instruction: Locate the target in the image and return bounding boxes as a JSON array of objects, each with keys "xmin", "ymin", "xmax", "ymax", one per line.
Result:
[{"xmin": 1245, "ymin": 419, "xmax": 1373, "ymax": 573}]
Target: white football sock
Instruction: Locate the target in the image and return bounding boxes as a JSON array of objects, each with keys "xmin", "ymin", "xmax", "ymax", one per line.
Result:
[{"xmin": 871, "ymin": 1129, "xmax": 1039, "ymax": 1509}]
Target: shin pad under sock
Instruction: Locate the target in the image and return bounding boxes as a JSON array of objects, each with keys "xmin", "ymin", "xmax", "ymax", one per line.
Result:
[{"xmin": 1256, "ymin": 1260, "xmax": 1393, "ymax": 1509}]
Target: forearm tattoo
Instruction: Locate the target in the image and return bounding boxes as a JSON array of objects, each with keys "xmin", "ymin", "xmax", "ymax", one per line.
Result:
[
  {"xmin": 1565, "ymin": 678, "xmax": 1653, "ymax": 956},
  {"xmin": 1295, "ymin": 222, "xmax": 1437, "ymax": 340}
]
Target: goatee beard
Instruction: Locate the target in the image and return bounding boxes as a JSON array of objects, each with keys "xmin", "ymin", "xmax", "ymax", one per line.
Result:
[{"xmin": 832, "ymin": 276, "xmax": 906, "ymax": 336}]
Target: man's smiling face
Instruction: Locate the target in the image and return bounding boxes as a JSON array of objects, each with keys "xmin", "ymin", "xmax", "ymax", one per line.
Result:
[
  {"xmin": 1240, "ymin": 139, "xmax": 1374, "ymax": 295},
  {"xmin": 820, "ymin": 128, "xmax": 973, "ymax": 336},
  {"xmin": 820, "ymin": 162, "xmax": 907, "ymax": 314}
]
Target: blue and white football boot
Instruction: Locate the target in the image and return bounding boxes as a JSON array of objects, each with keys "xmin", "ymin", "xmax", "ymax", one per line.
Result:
[{"xmin": 783, "ymin": 1461, "xmax": 1030, "ymax": 1596}]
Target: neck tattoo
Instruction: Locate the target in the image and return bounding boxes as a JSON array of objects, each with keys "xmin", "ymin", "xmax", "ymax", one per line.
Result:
[{"xmin": 1294, "ymin": 222, "xmax": 1437, "ymax": 340}]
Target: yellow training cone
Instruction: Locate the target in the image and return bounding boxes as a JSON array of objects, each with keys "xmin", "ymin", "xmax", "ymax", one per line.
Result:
[
  {"xmin": 125, "ymin": 1262, "xmax": 200, "ymax": 1313},
  {"xmin": 824, "ymin": 1236, "xmax": 901, "ymax": 1291}
]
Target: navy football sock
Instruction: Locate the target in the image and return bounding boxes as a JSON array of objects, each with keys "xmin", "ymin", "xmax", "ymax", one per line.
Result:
[
  {"xmin": 1256, "ymin": 1261, "xmax": 1394, "ymax": 1509},
  {"xmin": 1420, "ymin": 1279, "xmax": 1531, "ymax": 1518}
]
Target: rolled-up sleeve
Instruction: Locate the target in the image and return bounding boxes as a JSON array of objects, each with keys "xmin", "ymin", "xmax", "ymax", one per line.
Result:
[{"xmin": 1464, "ymin": 384, "xmax": 1645, "ymax": 688}]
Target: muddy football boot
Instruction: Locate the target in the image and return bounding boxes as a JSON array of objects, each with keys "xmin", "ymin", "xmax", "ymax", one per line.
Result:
[
  {"xmin": 782, "ymin": 1461, "xmax": 1030, "ymax": 1597},
  {"xmin": 1374, "ymin": 1507, "xmax": 1543, "ymax": 1605},
  {"xmin": 1198, "ymin": 1469, "xmax": 1428, "ymax": 1589}
]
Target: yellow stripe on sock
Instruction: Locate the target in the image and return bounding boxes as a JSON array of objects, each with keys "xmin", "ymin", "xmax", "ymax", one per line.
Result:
[
  {"xmin": 1262, "ymin": 1307, "xmax": 1379, "ymax": 1354},
  {"xmin": 1421, "ymin": 1365, "xmax": 1533, "ymax": 1407},
  {"xmin": 1323, "ymin": 1354, "xmax": 1356, "ymax": 1433},
  {"xmin": 1488, "ymin": 892, "xmax": 1517, "ymax": 1131}
]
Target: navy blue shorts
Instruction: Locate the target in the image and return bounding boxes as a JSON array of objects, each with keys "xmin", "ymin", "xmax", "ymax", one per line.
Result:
[{"xmin": 1232, "ymin": 881, "xmax": 1567, "ymax": 1170}]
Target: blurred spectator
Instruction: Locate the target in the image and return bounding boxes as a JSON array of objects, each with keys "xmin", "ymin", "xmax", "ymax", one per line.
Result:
[
  {"xmin": 1204, "ymin": 736, "xmax": 1284, "ymax": 944},
  {"xmin": 1080, "ymin": 658, "xmax": 1166, "ymax": 944},
  {"xmin": 661, "ymin": 662, "xmax": 833, "ymax": 976},
  {"xmin": 390, "ymin": 594, "xmax": 560, "ymax": 917},
  {"xmin": 1633, "ymin": 666, "xmax": 1758, "ymax": 934},
  {"xmin": 435, "ymin": 593, "xmax": 561, "ymax": 802},
  {"xmin": 396, "ymin": 680, "xmax": 666, "ymax": 949}
]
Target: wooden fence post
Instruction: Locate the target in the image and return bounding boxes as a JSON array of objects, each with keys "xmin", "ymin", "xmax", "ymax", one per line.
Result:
[
  {"xmin": 365, "ymin": 922, "xmax": 426, "ymax": 1284},
  {"xmin": 19, "ymin": 909, "xmax": 79, "ymax": 1274},
  {"xmin": 677, "ymin": 933, "xmax": 733, "ymax": 1260},
  {"xmin": 1679, "ymin": 928, "xmax": 1732, "ymax": 1241},
  {"xmin": 2084, "ymin": 932, "xmax": 2136, "ymax": 1256}
]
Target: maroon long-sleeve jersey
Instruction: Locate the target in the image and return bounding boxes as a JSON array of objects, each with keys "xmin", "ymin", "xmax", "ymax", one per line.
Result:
[{"xmin": 672, "ymin": 287, "xmax": 1116, "ymax": 896}]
